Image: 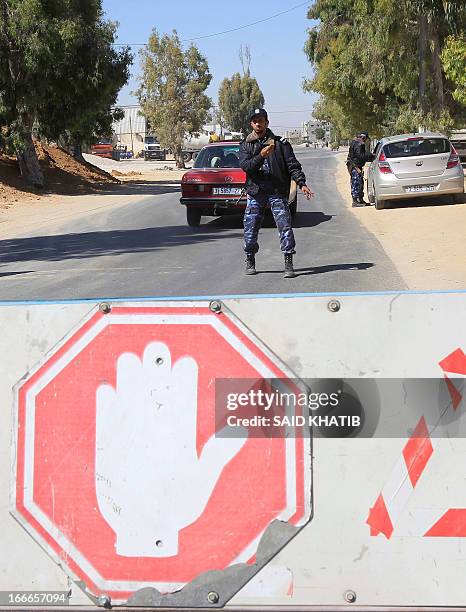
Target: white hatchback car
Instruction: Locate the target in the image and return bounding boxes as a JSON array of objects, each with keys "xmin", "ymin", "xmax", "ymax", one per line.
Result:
[{"xmin": 367, "ymin": 132, "xmax": 465, "ymax": 210}]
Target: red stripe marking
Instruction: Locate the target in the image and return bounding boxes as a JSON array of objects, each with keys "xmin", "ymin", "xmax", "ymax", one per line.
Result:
[
  {"xmin": 402, "ymin": 416, "xmax": 433, "ymax": 487},
  {"xmin": 366, "ymin": 494, "xmax": 394, "ymax": 539},
  {"xmin": 425, "ymin": 509, "xmax": 466, "ymax": 537},
  {"xmin": 439, "ymin": 348, "xmax": 466, "ymax": 375},
  {"xmin": 444, "ymin": 375, "xmax": 463, "ymax": 410}
]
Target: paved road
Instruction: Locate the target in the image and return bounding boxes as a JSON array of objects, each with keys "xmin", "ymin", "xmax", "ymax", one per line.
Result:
[{"xmin": 0, "ymin": 149, "xmax": 405, "ymax": 301}]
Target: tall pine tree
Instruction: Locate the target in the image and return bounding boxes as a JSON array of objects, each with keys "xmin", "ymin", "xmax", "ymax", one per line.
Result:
[{"xmin": 136, "ymin": 30, "xmax": 212, "ymax": 169}]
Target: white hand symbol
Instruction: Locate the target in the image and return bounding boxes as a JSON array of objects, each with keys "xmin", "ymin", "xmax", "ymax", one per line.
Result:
[{"xmin": 95, "ymin": 341, "xmax": 247, "ymax": 557}]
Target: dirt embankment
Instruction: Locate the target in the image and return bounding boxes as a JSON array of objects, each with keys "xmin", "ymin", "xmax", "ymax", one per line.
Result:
[
  {"xmin": 334, "ymin": 151, "xmax": 466, "ymax": 290},
  {"xmin": 0, "ymin": 144, "xmax": 119, "ymax": 206},
  {"xmin": 0, "ymin": 148, "xmax": 186, "ymax": 239}
]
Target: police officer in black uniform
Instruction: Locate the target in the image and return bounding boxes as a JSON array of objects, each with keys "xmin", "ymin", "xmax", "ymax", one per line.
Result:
[
  {"xmin": 239, "ymin": 109, "xmax": 314, "ymax": 278},
  {"xmin": 346, "ymin": 132, "xmax": 374, "ymax": 206}
]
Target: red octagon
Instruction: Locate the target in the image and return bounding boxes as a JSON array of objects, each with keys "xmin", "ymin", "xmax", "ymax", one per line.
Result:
[{"xmin": 13, "ymin": 305, "xmax": 311, "ymax": 600}]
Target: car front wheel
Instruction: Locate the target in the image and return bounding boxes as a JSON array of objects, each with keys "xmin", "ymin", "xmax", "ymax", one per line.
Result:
[{"xmin": 186, "ymin": 208, "xmax": 202, "ymax": 227}]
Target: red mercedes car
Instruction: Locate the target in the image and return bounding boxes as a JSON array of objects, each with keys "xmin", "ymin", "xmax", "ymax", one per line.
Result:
[{"xmin": 180, "ymin": 142, "xmax": 297, "ymax": 226}]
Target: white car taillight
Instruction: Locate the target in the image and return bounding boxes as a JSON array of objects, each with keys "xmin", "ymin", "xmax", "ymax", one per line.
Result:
[
  {"xmin": 378, "ymin": 151, "xmax": 392, "ymax": 174},
  {"xmin": 447, "ymin": 146, "xmax": 460, "ymax": 169}
]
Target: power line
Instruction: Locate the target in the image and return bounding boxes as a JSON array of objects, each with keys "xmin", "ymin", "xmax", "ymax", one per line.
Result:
[
  {"xmin": 267, "ymin": 109, "xmax": 314, "ymax": 114},
  {"xmin": 113, "ymin": 103, "xmax": 313, "ymax": 112},
  {"xmin": 181, "ymin": 1, "xmax": 310, "ymax": 41},
  {"xmin": 112, "ymin": 1, "xmax": 309, "ymax": 47}
]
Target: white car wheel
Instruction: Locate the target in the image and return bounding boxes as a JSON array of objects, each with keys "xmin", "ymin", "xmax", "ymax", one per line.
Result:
[
  {"xmin": 368, "ymin": 181, "xmax": 375, "ymax": 204},
  {"xmin": 374, "ymin": 188, "xmax": 385, "ymax": 210}
]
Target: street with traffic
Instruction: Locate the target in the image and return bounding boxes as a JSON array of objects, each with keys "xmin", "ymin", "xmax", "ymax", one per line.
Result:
[{"xmin": 1, "ymin": 144, "xmax": 465, "ymax": 300}]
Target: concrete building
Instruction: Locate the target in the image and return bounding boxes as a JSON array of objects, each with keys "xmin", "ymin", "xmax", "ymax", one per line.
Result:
[
  {"xmin": 283, "ymin": 128, "xmax": 306, "ymax": 143},
  {"xmin": 112, "ymin": 105, "xmax": 225, "ymax": 156},
  {"xmin": 112, "ymin": 105, "xmax": 147, "ymax": 156},
  {"xmin": 302, "ymin": 119, "xmax": 331, "ymax": 142}
]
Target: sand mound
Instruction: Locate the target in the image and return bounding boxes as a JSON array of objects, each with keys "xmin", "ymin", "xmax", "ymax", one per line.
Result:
[{"xmin": 0, "ymin": 143, "xmax": 119, "ymax": 205}]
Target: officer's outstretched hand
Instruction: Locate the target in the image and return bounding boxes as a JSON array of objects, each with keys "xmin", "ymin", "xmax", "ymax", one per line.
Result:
[{"xmin": 300, "ymin": 185, "xmax": 315, "ymax": 200}]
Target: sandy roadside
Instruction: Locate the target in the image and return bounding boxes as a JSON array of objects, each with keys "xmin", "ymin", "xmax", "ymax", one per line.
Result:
[
  {"xmin": 334, "ymin": 151, "xmax": 466, "ymax": 290},
  {"xmin": 110, "ymin": 169, "xmax": 186, "ymax": 182},
  {"xmin": 0, "ymin": 167, "xmax": 185, "ymax": 240}
]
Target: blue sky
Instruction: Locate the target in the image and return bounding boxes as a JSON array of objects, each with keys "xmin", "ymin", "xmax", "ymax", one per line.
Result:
[{"xmin": 101, "ymin": 0, "xmax": 318, "ymax": 135}]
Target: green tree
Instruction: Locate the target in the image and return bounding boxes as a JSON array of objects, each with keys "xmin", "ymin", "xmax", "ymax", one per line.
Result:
[
  {"xmin": 304, "ymin": 0, "xmax": 466, "ymax": 138},
  {"xmin": 314, "ymin": 127, "xmax": 325, "ymax": 140},
  {"xmin": 312, "ymin": 97, "xmax": 350, "ymax": 140},
  {"xmin": 136, "ymin": 30, "xmax": 212, "ymax": 169},
  {"xmin": 441, "ymin": 35, "xmax": 466, "ymax": 106},
  {"xmin": 40, "ymin": 17, "xmax": 132, "ymax": 161},
  {"xmin": 0, "ymin": 0, "xmax": 132, "ymax": 186},
  {"xmin": 407, "ymin": 0, "xmax": 466, "ymax": 115},
  {"xmin": 218, "ymin": 46, "xmax": 265, "ymax": 136}
]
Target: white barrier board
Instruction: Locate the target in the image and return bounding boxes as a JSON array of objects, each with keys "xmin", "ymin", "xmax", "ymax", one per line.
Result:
[{"xmin": 0, "ymin": 292, "xmax": 465, "ymax": 609}]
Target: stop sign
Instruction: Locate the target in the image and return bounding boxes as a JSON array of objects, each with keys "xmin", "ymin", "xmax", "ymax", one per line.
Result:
[{"xmin": 13, "ymin": 304, "xmax": 311, "ymax": 602}]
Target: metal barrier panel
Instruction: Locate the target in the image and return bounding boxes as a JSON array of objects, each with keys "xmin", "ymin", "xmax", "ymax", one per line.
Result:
[{"xmin": 0, "ymin": 292, "xmax": 465, "ymax": 609}]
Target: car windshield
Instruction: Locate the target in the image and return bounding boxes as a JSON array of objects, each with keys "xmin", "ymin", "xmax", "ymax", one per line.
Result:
[
  {"xmin": 194, "ymin": 145, "xmax": 240, "ymax": 168},
  {"xmin": 383, "ymin": 138, "xmax": 450, "ymax": 158},
  {"xmin": 145, "ymin": 137, "xmax": 157, "ymax": 144}
]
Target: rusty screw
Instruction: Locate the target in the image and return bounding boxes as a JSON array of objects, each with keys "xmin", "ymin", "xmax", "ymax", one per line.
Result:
[
  {"xmin": 207, "ymin": 591, "xmax": 219, "ymax": 604},
  {"xmin": 328, "ymin": 300, "xmax": 341, "ymax": 313},
  {"xmin": 209, "ymin": 300, "xmax": 222, "ymax": 314},
  {"xmin": 99, "ymin": 302, "xmax": 112, "ymax": 314},
  {"xmin": 98, "ymin": 594, "xmax": 112, "ymax": 608},
  {"xmin": 344, "ymin": 590, "xmax": 356, "ymax": 603}
]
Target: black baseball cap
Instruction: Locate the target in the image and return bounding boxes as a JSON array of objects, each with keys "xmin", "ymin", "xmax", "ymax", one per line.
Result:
[
  {"xmin": 359, "ymin": 131, "xmax": 369, "ymax": 138},
  {"xmin": 250, "ymin": 108, "xmax": 268, "ymax": 122}
]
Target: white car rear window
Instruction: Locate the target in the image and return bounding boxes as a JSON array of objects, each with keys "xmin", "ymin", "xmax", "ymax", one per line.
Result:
[{"xmin": 384, "ymin": 138, "xmax": 450, "ymax": 158}]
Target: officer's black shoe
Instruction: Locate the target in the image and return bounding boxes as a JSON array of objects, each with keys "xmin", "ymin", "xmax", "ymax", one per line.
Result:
[
  {"xmin": 358, "ymin": 197, "xmax": 370, "ymax": 206},
  {"xmin": 245, "ymin": 254, "xmax": 257, "ymax": 275},
  {"xmin": 284, "ymin": 254, "xmax": 297, "ymax": 278},
  {"xmin": 352, "ymin": 199, "xmax": 365, "ymax": 207}
]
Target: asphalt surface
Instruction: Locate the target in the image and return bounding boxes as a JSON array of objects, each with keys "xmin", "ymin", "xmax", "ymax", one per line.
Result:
[{"xmin": 0, "ymin": 148, "xmax": 406, "ymax": 301}]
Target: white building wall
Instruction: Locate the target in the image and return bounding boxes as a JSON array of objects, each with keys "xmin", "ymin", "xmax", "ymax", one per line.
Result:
[{"xmin": 113, "ymin": 106, "xmax": 147, "ymax": 155}]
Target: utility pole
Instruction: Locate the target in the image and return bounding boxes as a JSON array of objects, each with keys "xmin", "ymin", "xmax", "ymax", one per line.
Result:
[
  {"xmin": 211, "ymin": 105, "xmax": 217, "ymax": 133},
  {"xmin": 129, "ymin": 114, "xmax": 134, "ymax": 156}
]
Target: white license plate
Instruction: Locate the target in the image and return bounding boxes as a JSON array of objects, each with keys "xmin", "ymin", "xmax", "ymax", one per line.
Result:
[
  {"xmin": 406, "ymin": 185, "xmax": 436, "ymax": 193},
  {"xmin": 212, "ymin": 187, "xmax": 243, "ymax": 195}
]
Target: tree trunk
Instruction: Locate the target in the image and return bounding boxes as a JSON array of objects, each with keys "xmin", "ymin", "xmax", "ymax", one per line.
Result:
[
  {"xmin": 0, "ymin": 2, "xmax": 44, "ymax": 188},
  {"xmin": 15, "ymin": 130, "xmax": 45, "ymax": 189},
  {"xmin": 73, "ymin": 139, "xmax": 86, "ymax": 163},
  {"xmin": 175, "ymin": 144, "xmax": 185, "ymax": 169},
  {"xmin": 418, "ymin": 14, "xmax": 428, "ymax": 115},
  {"xmin": 428, "ymin": 20, "xmax": 445, "ymax": 113}
]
